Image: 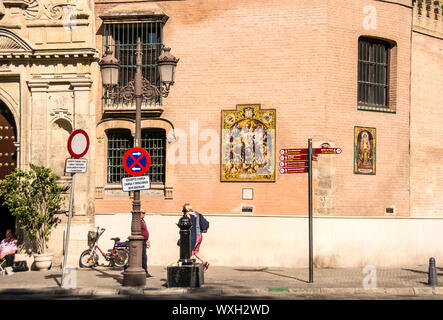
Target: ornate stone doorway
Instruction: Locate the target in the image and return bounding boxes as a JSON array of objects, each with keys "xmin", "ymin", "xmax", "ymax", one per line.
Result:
[{"xmin": 0, "ymin": 101, "xmax": 17, "ymax": 239}]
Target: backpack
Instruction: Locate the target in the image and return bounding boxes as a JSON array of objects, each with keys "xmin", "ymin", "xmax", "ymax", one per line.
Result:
[
  {"xmin": 199, "ymin": 213, "xmax": 210, "ymax": 233},
  {"xmin": 12, "ymin": 260, "xmax": 29, "ymax": 272}
]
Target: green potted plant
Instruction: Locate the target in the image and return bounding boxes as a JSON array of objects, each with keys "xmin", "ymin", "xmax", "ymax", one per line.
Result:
[{"xmin": 0, "ymin": 164, "xmax": 68, "ymax": 270}]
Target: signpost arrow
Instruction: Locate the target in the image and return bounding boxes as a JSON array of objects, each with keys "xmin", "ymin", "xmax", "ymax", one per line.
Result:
[
  {"xmin": 279, "ymin": 154, "xmax": 318, "ymax": 161},
  {"xmin": 279, "ymin": 167, "xmax": 308, "ymax": 174},
  {"xmin": 280, "ymin": 148, "xmax": 307, "ymax": 155},
  {"xmin": 280, "ymin": 161, "xmax": 307, "ymax": 167},
  {"xmin": 313, "ymin": 148, "xmax": 342, "ymax": 155}
]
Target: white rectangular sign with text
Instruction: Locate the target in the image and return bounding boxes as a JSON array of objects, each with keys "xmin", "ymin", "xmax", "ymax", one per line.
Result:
[
  {"xmin": 122, "ymin": 176, "xmax": 151, "ymax": 192},
  {"xmin": 65, "ymin": 158, "xmax": 87, "ymax": 173}
]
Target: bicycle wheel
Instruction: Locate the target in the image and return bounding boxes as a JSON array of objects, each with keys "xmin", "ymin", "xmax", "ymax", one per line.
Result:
[
  {"xmin": 113, "ymin": 249, "xmax": 128, "ymax": 268},
  {"xmin": 79, "ymin": 249, "xmax": 99, "ymax": 268}
]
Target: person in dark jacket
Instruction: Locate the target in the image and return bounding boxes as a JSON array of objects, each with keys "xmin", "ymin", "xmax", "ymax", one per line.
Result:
[
  {"xmin": 140, "ymin": 209, "xmax": 152, "ymax": 277},
  {"xmin": 183, "ymin": 203, "xmax": 210, "ymax": 271}
]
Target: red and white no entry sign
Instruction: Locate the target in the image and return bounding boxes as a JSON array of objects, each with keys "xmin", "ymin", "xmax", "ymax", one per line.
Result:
[{"xmin": 67, "ymin": 129, "xmax": 90, "ymax": 159}]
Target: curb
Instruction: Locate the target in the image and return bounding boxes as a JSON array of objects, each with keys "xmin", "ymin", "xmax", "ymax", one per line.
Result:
[{"xmin": 0, "ymin": 286, "xmax": 441, "ymax": 297}]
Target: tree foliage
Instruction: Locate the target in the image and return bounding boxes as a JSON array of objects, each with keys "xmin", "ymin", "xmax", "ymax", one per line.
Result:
[{"xmin": 0, "ymin": 164, "xmax": 68, "ymax": 254}]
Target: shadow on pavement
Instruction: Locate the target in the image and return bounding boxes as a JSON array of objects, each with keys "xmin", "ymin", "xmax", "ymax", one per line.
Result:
[
  {"xmin": 44, "ymin": 273, "xmax": 61, "ymax": 286},
  {"xmin": 264, "ymin": 270, "xmax": 310, "ymax": 284},
  {"xmin": 402, "ymin": 268, "xmax": 443, "ymax": 276},
  {"xmin": 93, "ymin": 268, "xmax": 124, "ymax": 285},
  {"xmin": 233, "ymin": 267, "xmax": 309, "ymax": 284}
]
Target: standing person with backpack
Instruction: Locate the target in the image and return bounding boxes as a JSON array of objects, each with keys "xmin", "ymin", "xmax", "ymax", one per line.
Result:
[{"xmin": 183, "ymin": 203, "xmax": 210, "ymax": 271}]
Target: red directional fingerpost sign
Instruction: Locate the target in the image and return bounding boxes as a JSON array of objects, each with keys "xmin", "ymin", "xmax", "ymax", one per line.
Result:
[
  {"xmin": 313, "ymin": 148, "xmax": 342, "ymax": 155},
  {"xmin": 279, "ymin": 167, "xmax": 308, "ymax": 174},
  {"xmin": 279, "ymin": 147, "xmax": 341, "ymax": 174},
  {"xmin": 279, "ymin": 140, "xmax": 342, "ymax": 284},
  {"xmin": 279, "ymin": 154, "xmax": 318, "ymax": 161}
]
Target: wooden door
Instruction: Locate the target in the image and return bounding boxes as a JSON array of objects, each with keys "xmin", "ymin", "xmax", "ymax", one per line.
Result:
[{"xmin": 0, "ymin": 103, "xmax": 17, "ymax": 239}]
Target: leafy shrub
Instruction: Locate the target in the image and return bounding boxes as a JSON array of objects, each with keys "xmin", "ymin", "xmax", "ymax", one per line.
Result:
[{"xmin": 0, "ymin": 164, "xmax": 68, "ymax": 254}]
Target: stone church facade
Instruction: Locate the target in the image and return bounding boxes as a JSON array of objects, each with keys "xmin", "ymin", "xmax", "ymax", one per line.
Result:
[
  {"xmin": 0, "ymin": 0, "xmax": 442, "ymax": 268},
  {"xmin": 0, "ymin": 0, "xmax": 97, "ymax": 265}
]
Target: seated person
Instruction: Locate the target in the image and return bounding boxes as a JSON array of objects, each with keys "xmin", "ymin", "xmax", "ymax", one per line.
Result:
[{"xmin": 0, "ymin": 230, "xmax": 17, "ymax": 267}]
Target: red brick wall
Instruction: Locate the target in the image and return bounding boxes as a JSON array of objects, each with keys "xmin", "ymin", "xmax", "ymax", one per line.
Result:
[
  {"xmin": 322, "ymin": 0, "xmax": 411, "ymax": 216},
  {"xmin": 410, "ymin": 3, "xmax": 443, "ymax": 216},
  {"xmin": 94, "ymin": 0, "xmax": 414, "ymax": 217}
]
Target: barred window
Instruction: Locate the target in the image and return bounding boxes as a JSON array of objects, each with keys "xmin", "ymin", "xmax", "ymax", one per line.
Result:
[
  {"xmin": 141, "ymin": 129, "xmax": 166, "ymax": 184},
  {"xmin": 107, "ymin": 130, "xmax": 133, "ymax": 184},
  {"xmin": 106, "ymin": 129, "xmax": 166, "ymax": 184},
  {"xmin": 103, "ymin": 21, "xmax": 163, "ymax": 105},
  {"xmin": 358, "ymin": 37, "xmax": 390, "ymax": 108}
]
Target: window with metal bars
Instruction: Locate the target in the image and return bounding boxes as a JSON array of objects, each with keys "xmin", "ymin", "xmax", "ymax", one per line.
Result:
[
  {"xmin": 107, "ymin": 129, "xmax": 133, "ymax": 184},
  {"xmin": 106, "ymin": 129, "xmax": 166, "ymax": 184},
  {"xmin": 103, "ymin": 21, "xmax": 163, "ymax": 106},
  {"xmin": 141, "ymin": 129, "xmax": 166, "ymax": 184},
  {"xmin": 358, "ymin": 37, "xmax": 390, "ymax": 108}
]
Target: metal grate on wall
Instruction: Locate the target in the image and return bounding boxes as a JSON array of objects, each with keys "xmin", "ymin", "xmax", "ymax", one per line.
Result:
[
  {"xmin": 107, "ymin": 130, "xmax": 133, "ymax": 184},
  {"xmin": 358, "ymin": 38, "xmax": 390, "ymax": 108},
  {"xmin": 103, "ymin": 21, "xmax": 163, "ymax": 106},
  {"xmin": 141, "ymin": 129, "xmax": 166, "ymax": 184},
  {"xmin": 107, "ymin": 129, "xmax": 166, "ymax": 184}
]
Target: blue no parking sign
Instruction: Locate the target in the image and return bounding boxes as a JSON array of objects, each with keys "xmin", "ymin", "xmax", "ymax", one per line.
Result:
[{"xmin": 122, "ymin": 147, "xmax": 151, "ymax": 176}]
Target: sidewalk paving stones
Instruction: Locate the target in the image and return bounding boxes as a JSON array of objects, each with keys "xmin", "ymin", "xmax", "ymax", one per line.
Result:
[{"xmin": 0, "ymin": 264, "xmax": 442, "ymax": 299}]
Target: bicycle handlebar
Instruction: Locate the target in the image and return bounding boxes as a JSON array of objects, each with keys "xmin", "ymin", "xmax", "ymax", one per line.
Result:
[{"xmin": 95, "ymin": 227, "xmax": 106, "ymax": 238}]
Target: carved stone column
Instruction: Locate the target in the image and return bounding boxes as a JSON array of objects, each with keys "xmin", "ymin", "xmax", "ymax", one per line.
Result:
[{"xmin": 27, "ymin": 81, "xmax": 49, "ymax": 166}]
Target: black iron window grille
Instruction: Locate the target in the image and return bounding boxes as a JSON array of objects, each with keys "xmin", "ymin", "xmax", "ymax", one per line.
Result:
[
  {"xmin": 103, "ymin": 22, "xmax": 163, "ymax": 106},
  {"xmin": 358, "ymin": 37, "xmax": 390, "ymax": 108},
  {"xmin": 107, "ymin": 129, "xmax": 166, "ymax": 184},
  {"xmin": 107, "ymin": 129, "xmax": 133, "ymax": 184},
  {"xmin": 141, "ymin": 129, "xmax": 166, "ymax": 184}
]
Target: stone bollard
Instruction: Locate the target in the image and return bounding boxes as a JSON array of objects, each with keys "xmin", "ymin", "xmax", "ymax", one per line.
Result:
[{"xmin": 428, "ymin": 257, "xmax": 438, "ymax": 286}]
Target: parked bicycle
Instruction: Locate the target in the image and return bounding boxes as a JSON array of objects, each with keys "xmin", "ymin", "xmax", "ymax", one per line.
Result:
[{"xmin": 79, "ymin": 227, "xmax": 129, "ymax": 268}]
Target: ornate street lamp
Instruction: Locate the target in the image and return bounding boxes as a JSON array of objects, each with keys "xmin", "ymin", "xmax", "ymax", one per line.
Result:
[
  {"xmin": 99, "ymin": 38, "xmax": 178, "ymax": 287},
  {"xmin": 99, "ymin": 49, "xmax": 120, "ymax": 88}
]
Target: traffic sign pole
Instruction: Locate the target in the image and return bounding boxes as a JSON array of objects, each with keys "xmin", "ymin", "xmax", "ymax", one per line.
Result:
[
  {"xmin": 61, "ymin": 172, "xmax": 75, "ymax": 288},
  {"xmin": 62, "ymin": 129, "xmax": 89, "ymax": 288},
  {"xmin": 308, "ymin": 139, "xmax": 313, "ymax": 283}
]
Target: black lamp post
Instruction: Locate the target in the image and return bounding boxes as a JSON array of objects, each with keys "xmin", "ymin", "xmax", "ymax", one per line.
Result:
[
  {"xmin": 177, "ymin": 207, "xmax": 194, "ymax": 266},
  {"xmin": 99, "ymin": 38, "xmax": 178, "ymax": 287}
]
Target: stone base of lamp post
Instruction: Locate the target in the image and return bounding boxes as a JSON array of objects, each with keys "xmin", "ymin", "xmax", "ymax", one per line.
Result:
[
  {"xmin": 167, "ymin": 263, "xmax": 204, "ymax": 288},
  {"xmin": 123, "ymin": 235, "xmax": 146, "ymax": 287}
]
